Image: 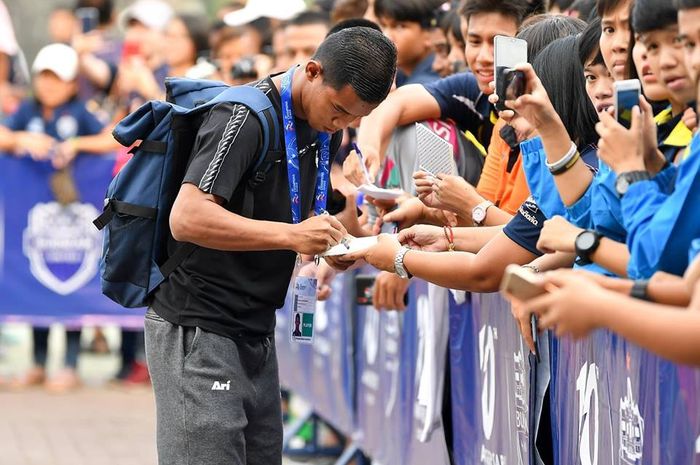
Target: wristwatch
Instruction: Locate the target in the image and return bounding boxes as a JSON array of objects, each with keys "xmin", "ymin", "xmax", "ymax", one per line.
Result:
[
  {"xmin": 394, "ymin": 246, "xmax": 413, "ymax": 279},
  {"xmin": 615, "ymin": 171, "xmax": 650, "ymax": 196},
  {"xmin": 575, "ymin": 230, "xmax": 602, "ymax": 265},
  {"xmin": 472, "ymin": 200, "xmax": 494, "ymax": 226}
]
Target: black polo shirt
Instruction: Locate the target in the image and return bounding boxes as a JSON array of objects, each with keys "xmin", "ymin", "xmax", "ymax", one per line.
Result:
[{"xmin": 151, "ymin": 77, "xmax": 342, "ymax": 340}]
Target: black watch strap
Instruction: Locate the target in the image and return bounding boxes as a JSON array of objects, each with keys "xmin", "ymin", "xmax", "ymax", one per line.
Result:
[
  {"xmin": 574, "ymin": 230, "xmax": 602, "ymax": 266},
  {"xmin": 630, "ymin": 279, "xmax": 650, "ymax": 301}
]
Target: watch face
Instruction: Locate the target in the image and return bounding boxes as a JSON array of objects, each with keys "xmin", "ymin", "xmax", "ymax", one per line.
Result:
[
  {"xmin": 473, "ymin": 206, "xmax": 485, "ymax": 223},
  {"xmin": 616, "ymin": 175, "xmax": 629, "ymax": 195},
  {"xmin": 577, "ymin": 231, "xmax": 596, "ymax": 250}
]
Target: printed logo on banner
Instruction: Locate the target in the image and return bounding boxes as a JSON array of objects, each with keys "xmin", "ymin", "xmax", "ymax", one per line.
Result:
[
  {"xmin": 577, "ymin": 362, "xmax": 600, "ymax": 465},
  {"xmin": 514, "ymin": 348, "xmax": 529, "ymax": 458},
  {"xmin": 22, "ymin": 202, "xmax": 101, "ymax": 295},
  {"xmin": 619, "ymin": 377, "xmax": 644, "ymax": 464},
  {"xmin": 478, "ymin": 325, "xmax": 497, "ymax": 440}
]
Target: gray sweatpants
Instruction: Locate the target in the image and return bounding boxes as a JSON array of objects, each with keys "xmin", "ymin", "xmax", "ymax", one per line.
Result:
[{"xmin": 144, "ymin": 308, "xmax": 283, "ymax": 465}]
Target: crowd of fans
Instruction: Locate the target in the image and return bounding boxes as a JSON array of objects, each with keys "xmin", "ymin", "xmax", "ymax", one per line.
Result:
[{"xmin": 0, "ymin": 0, "xmax": 699, "ymax": 424}]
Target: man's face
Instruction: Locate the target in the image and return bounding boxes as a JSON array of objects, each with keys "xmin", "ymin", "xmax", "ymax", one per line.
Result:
[
  {"xmin": 640, "ymin": 26, "xmax": 695, "ymax": 105},
  {"xmin": 599, "ymin": 0, "xmax": 632, "ymax": 81},
  {"xmin": 632, "ymin": 39, "xmax": 670, "ymax": 102},
  {"xmin": 461, "ymin": 13, "xmax": 519, "ymax": 93},
  {"xmin": 378, "ymin": 17, "xmax": 431, "ymax": 72},
  {"xmin": 678, "ymin": 7, "xmax": 700, "ymax": 103},
  {"xmin": 302, "ymin": 62, "xmax": 377, "ymax": 133},
  {"xmin": 283, "ymin": 23, "xmax": 329, "ymax": 69}
]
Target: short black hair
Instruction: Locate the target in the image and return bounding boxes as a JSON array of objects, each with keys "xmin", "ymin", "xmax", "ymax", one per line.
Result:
[
  {"xmin": 577, "ymin": 17, "xmax": 606, "ymax": 66},
  {"xmin": 517, "ymin": 14, "xmax": 586, "ymax": 60},
  {"xmin": 374, "ymin": 0, "xmax": 446, "ymax": 28},
  {"xmin": 596, "ymin": 0, "xmax": 628, "ymax": 18},
  {"xmin": 441, "ymin": 10, "xmax": 465, "ymax": 45},
  {"xmin": 632, "ymin": 0, "xmax": 678, "ymax": 34},
  {"xmin": 549, "ymin": 0, "xmax": 576, "ymax": 10},
  {"xmin": 327, "ymin": 18, "xmax": 382, "ymax": 37},
  {"xmin": 458, "ymin": 0, "xmax": 528, "ymax": 26},
  {"xmin": 177, "ymin": 14, "xmax": 211, "ymax": 60},
  {"xmin": 569, "ymin": 0, "xmax": 597, "ymax": 20},
  {"xmin": 313, "ymin": 26, "xmax": 397, "ymax": 104},
  {"xmin": 533, "ymin": 35, "xmax": 599, "ymax": 147},
  {"xmin": 287, "ymin": 10, "xmax": 331, "ymax": 28},
  {"xmin": 676, "ymin": 0, "xmax": 700, "ymax": 8},
  {"xmin": 75, "ymin": 0, "xmax": 113, "ymax": 25}
]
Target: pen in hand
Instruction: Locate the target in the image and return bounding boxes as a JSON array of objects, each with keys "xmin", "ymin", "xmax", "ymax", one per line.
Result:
[{"xmin": 352, "ymin": 143, "xmax": 373, "ymax": 185}]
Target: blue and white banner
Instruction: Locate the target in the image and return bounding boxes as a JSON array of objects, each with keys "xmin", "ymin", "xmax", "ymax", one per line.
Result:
[
  {"xmin": 551, "ymin": 332, "xmax": 700, "ymax": 465},
  {"xmin": 275, "ymin": 269, "xmax": 355, "ymax": 434},
  {"xmin": 0, "ymin": 154, "xmax": 144, "ymax": 327},
  {"xmin": 450, "ymin": 292, "xmax": 540, "ymax": 465}
]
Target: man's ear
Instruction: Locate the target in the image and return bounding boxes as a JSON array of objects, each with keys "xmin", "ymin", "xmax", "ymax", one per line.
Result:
[{"xmin": 305, "ymin": 60, "xmax": 324, "ymax": 82}]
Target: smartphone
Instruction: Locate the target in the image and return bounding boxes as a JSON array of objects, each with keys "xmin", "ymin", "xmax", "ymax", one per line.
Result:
[
  {"xmin": 494, "ymin": 35, "xmax": 528, "ymax": 111},
  {"xmin": 76, "ymin": 7, "xmax": 99, "ymax": 34},
  {"xmin": 500, "ymin": 264, "xmax": 546, "ymax": 301},
  {"xmin": 613, "ymin": 79, "xmax": 641, "ymax": 129},
  {"xmin": 504, "ymin": 68, "xmax": 526, "ymax": 101},
  {"xmin": 500, "ymin": 264, "xmax": 545, "ymax": 360},
  {"xmin": 355, "ymin": 274, "xmax": 409, "ymax": 307},
  {"xmin": 121, "ymin": 41, "xmax": 141, "ymax": 61}
]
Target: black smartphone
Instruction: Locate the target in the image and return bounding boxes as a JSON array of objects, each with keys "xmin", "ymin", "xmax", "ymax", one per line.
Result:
[{"xmin": 354, "ymin": 274, "xmax": 409, "ymax": 307}]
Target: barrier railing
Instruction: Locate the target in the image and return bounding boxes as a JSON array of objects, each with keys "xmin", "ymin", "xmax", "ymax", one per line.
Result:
[
  {"xmin": 277, "ymin": 274, "xmax": 700, "ymax": 465},
  {"xmin": 2, "ymin": 153, "xmax": 699, "ymax": 464}
]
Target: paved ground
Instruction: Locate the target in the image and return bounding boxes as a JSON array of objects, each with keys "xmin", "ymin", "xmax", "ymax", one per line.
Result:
[{"xmin": 0, "ymin": 324, "xmax": 340, "ymax": 465}]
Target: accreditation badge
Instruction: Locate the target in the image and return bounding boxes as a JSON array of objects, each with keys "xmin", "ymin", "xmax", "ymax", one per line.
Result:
[{"xmin": 290, "ymin": 275, "xmax": 317, "ymax": 344}]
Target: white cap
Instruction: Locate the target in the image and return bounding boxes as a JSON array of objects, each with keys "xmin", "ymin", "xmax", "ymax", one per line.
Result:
[
  {"xmin": 32, "ymin": 43, "xmax": 79, "ymax": 82},
  {"xmin": 223, "ymin": 0, "xmax": 306, "ymax": 27},
  {"xmin": 118, "ymin": 0, "xmax": 174, "ymax": 32}
]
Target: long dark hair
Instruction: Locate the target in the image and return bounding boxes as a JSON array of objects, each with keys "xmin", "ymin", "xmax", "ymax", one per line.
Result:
[{"xmin": 533, "ymin": 35, "xmax": 599, "ymax": 147}]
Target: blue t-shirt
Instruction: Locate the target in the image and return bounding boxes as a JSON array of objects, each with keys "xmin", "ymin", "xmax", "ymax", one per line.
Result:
[
  {"xmin": 396, "ymin": 53, "xmax": 441, "ymax": 87},
  {"xmin": 504, "ymin": 142, "xmax": 599, "ymax": 258},
  {"xmin": 422, "ymin": 71, "xmax": 495, "ymax": 147},
  {"xmin": 4, "ymin": 97, "xmax": 104, "ymax": 141}
]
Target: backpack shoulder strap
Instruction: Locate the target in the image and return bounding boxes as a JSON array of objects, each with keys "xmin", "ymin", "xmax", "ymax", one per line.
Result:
[{"xmin": 159, "ymin": 85, "xmax": 283, "ymax": 280}]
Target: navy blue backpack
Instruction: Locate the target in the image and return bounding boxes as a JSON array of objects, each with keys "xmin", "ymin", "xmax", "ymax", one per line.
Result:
[{"xmin": 93, "ymin": 78, "xmax": 282, "ymax": 308}]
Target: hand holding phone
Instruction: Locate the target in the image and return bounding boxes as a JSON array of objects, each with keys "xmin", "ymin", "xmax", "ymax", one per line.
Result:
[{"xmin": 500, "ymin": 264, "xmax": 546, "ymax": 301}]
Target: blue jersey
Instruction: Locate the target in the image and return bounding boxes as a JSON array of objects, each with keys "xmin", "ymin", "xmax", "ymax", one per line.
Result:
[
  {"xmin": 422, "ymin": 71, "xmax": 495, "ymax": 148},
  {"xmin": 4, "ymin": 97, "xmax": 104, "ymax": 141},
  {"xmin": 395, "ymin": 53, "xmax": 441, "ymax": 87},
  {"xmin": 624, "ymin": 133, "xmax": 700, "ymax": 278}
]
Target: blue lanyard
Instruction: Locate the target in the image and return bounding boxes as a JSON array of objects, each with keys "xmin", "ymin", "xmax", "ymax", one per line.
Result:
[{"xmin": 281, "ymin": 66, "xmax": 331, "ymax": 224}]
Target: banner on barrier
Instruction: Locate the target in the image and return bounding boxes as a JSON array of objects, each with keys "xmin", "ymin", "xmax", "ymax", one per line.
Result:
[
  {"xmin": 275, "ymin": 268, "xmax": 355, "ymax": 434},
  {"xmin": 0, "ymin": 155, "xmax": 144, "ymax": 327},
  {"xmin": 450, "ymin": 292, "xmax": 540, "ymax": 465},
  {"xmin": 551, "ymin": 332, "xmax": 700, "ymax": 465}
]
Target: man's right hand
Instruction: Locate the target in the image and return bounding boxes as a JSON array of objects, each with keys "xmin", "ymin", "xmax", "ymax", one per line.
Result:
[
  {"xmin": 291, "ymin": 215, "xmax": 347, "ymax": 255},
  {"xmin": 342, "ymin": 147, "xmax": 381, "ymax": 186}
]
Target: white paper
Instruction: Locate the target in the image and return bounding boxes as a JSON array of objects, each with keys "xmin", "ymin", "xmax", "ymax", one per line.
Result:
[
  {"xmin": 415, "ymin": 123, "xmax": 458, "ymax": 177},
  {"xmin": 357, "ymin": 184, "xmax": 404, "ymax": 200}
]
